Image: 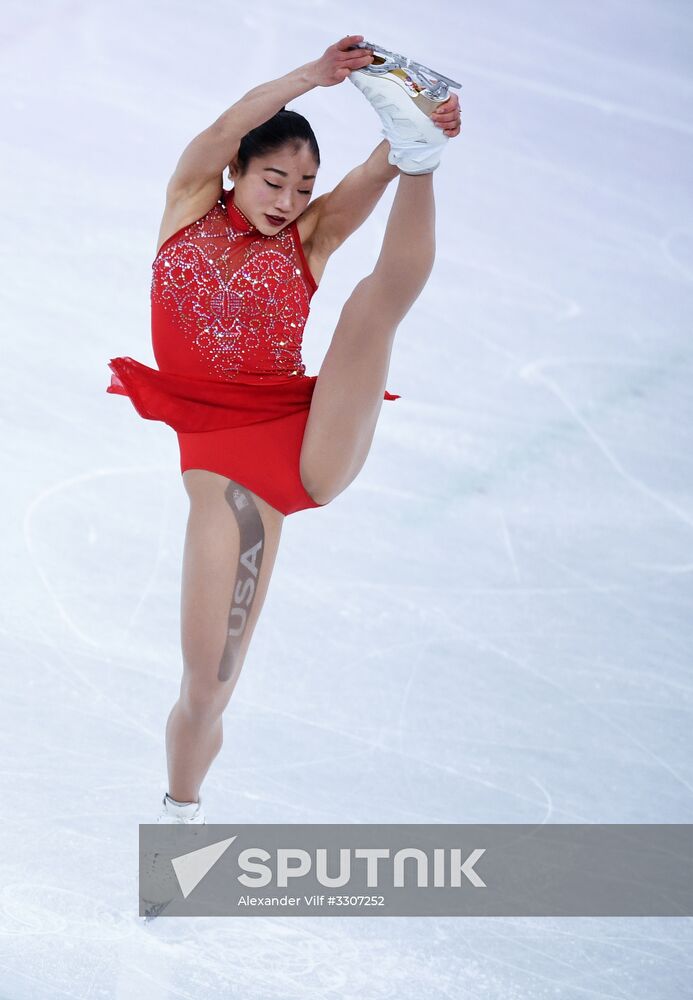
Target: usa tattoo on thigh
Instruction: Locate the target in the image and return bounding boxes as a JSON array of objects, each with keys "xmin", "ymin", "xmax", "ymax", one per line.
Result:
[{"xmin": 218, "ymin": 481, "xmax": 266, "ymax": 681}]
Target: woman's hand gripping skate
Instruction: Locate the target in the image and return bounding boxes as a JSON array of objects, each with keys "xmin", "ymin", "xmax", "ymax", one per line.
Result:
[
  {"xmin": 431, "ymin": 93, "xmax": 462, "ymax": 137},
  {"xmin": 308, "ymin": 35, "xmax": 374, "ymax": 87}
]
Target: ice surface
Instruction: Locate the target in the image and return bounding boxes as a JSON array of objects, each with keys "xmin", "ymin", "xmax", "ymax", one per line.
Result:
[{"xmin": 1, "ymin": 0, "xmax": 692, "ymax": 996}]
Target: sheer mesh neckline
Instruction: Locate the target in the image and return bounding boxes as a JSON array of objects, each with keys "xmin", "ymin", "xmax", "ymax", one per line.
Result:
[{"xmin": 225, "ymin": 188, "xmax": 261, "ymax": 234}]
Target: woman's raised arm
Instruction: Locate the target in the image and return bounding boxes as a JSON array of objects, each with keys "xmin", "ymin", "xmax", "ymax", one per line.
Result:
[{"xmin": 166, "ymin": 35, "xmax": 375, "ymax": 198}]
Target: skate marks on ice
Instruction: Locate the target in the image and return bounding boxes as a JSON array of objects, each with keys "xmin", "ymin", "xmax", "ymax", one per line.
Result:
[
  {"xmin": 22, "ymin": 464, "xmax": 177, "ymax": 651},
  {"xmin": 20, "ymin": 464, "xmax": 169, "ymax": 743},
  {"xmin": 460, "ymin": 57, "xmax": 693, "ymax": 136},
  {"xmin": 435, "ymin": 265, "xmax": 693, "ymax": 565},
  {"xmin": 661, "ymin": 227, "xmax": 693, "ymax": 284},
  {"xmin": 518, "ymin": 355, "xmax": 693, "ymax": 547}
]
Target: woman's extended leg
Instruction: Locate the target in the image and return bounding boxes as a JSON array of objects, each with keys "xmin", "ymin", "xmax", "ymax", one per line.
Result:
[
  {"xmin": 164, "ymin": 470, "xmax": 285, "ymax": 804},
  {"xmin": 300, "ymin": 170, "xmax": 436, "ymax": 506}
]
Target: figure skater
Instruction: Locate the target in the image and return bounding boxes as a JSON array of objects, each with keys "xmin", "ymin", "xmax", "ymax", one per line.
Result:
[{"xmin": 107, "ymin": 35, "xmax": 461, "ymax": 825}]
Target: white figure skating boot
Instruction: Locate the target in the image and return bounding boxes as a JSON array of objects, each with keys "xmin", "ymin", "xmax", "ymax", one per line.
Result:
[
  {"xmin": 347, "ymin": 40, "xmax": 461, "ymax": 174},
  {"xmin": 156, "ymin": 790, "xmax": 206, "ymax": 824}
]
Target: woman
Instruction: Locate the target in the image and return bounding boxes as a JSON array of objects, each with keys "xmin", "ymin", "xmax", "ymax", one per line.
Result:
[{"xmin": 107, "ymin": 35, "xmax": 462, "ymax": 824}]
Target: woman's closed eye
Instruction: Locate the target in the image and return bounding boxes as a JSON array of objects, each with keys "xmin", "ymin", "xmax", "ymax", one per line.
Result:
[{"xmin": 265, "ymin": 180, "xmax": 311, "ymax": 195}]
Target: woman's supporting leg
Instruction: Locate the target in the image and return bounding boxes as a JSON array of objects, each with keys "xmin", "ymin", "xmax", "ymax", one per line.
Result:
[
  {"xmin": 164, "ymin": 470, "xmax": 285, "ymax": 804},
  {"xmin": 300, "ymin": 171, "xmax": 436, "ymax": 506}
]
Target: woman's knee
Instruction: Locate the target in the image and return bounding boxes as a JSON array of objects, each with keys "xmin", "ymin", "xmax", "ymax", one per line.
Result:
[
  {"xmin": 302, "ymin": 477, "xmax": 348, "ymax": 508},
  {"xmin": 300, "ymin": 432, "xmax": 377, "ymax": 506},
  {"xmin": 180, "ymin": 671, "xmax": 233, "ymax": 723}
]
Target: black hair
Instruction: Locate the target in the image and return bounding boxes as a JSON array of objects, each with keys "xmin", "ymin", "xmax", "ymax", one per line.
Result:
[{"xmin": 235, "ymin": 107, "xmax": 320, "ymax": 177}]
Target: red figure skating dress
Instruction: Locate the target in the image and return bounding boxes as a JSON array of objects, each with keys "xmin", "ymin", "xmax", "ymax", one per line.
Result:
[{"xmin": 106, "ymin": 187, "xmax": 400, "ymax": 515}]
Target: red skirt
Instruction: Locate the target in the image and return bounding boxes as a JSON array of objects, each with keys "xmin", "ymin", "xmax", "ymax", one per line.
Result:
[{"xmin": 106, "ymin": 357, "xmax": 400, "ymax": 516}]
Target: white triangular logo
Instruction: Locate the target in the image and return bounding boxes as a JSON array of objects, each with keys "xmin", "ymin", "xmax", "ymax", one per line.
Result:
[{"xmin": 171, "ymin": 835, "xmax": 237, "ymax": 899}]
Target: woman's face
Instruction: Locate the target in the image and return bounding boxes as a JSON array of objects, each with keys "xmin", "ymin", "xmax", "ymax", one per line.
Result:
[{"xmin": 228, "ymin": 142, "xmax": 319, "ymax": 234}]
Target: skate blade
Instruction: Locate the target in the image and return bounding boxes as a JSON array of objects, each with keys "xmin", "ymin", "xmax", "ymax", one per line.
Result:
[
  {"xmin": 143, "ymin": 898, "xmax": 173, "ymax": 921},
  {"xmin": 350, "ymin": 40, "xmax": 461, "ymax": 95}
]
